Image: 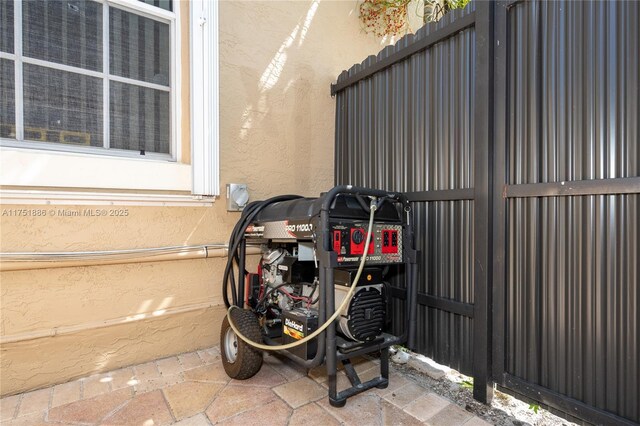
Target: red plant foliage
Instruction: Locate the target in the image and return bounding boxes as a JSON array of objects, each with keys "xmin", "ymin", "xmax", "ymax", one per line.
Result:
[{"xmin": 359, "ymin": 0, "xmax": 412, "ymax": 37}]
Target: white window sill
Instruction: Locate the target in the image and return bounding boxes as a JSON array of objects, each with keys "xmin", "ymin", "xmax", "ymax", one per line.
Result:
[
  {"xmin": 0, "ymin": 146, "xmax": 191, "ymax": 192},
  {"xmin": 0, "ymin": 188, "xmax": 215, "ymax": 207}
]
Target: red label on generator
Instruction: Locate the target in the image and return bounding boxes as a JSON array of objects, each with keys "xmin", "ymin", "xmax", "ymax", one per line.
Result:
[
  {"xmin": 350, "ymin": 228, "xmax": 374, "ymax": 255},
  {"xmin": 350, "ymin": 228, "xmax": 365, "ymax": 254},
  {"xmin": 333, "ymin": 230, "xmax": 341, "ymax": 252}
]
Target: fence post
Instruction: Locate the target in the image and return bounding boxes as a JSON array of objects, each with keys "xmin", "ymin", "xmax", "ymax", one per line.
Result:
[
  {"xmin": 472, "ymin": 0, "xmax": 495, "ymax": 404},
  {"xmin": 491, "ymin": 0, "xmax": 509, "ymax": 390}
]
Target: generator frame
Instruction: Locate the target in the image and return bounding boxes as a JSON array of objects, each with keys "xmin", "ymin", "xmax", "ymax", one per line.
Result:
[{"xmin": 233, "ymin": 186, "xmax": 418, "ymax": 407}]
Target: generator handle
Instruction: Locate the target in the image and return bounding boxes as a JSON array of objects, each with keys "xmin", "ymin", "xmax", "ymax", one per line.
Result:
[
  {"xmin": 319, "ymin": 185, "xmax": 408, "ymax": 212},
  {"xmin": 320, "ymin": 185, "xmax": 410, "ymax": 252}
]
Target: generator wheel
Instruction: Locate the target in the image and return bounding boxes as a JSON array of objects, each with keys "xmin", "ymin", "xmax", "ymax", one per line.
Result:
[{"xmin": 220, "ymin": 309, "xmax": 263, "ymax": 380}]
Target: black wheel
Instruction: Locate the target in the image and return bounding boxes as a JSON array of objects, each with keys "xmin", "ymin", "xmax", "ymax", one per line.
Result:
[{"xmin": 220, "ymin": 309, "xmax": 263, "ymax": 380}]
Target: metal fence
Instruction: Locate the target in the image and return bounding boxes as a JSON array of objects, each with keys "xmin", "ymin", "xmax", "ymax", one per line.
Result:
[
  {"xmin": 335, "ymin": 2, "xmax": 478, "ymax": 377},
  {"xmin": 332, "ymin": 1, "xmax": 639, "ymax": 424}
]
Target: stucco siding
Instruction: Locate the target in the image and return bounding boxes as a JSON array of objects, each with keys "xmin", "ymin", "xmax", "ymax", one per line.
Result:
[{"xmin": 0, "ymin": 0, "xmax": 386, "ymax": 395}]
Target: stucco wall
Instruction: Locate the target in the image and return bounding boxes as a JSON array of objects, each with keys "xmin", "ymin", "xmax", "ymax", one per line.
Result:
[{"xmin": 0, "ymin": 1, "xmax": 386, "ymax": 396}]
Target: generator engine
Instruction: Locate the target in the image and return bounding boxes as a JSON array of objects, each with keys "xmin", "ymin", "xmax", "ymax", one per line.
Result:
[{"xmin": 255, "ymin": 247, "xmax": 388, "ymax": 350}]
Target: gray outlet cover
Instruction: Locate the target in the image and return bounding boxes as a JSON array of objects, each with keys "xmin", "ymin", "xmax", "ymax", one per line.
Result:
[{"xmin": 226, "ymin": 184, "xmax": 249, "ymax": 211}]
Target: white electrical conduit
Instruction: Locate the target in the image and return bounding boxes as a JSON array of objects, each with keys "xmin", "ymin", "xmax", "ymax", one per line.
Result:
[
  {"xmin": 0, "ymin": 244, "xmax": 262, "ymax": 271},
  {"xmin": 227, "ymin": 201, "xmax": 378, "ymax": 351}
]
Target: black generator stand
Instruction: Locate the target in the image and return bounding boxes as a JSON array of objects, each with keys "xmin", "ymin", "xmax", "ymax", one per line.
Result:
[{"xmin": 327, "ymin": 337, "xmax": 394, "ymax": 407}]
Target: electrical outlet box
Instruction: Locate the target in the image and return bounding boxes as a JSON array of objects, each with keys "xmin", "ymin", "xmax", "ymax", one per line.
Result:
[{"xmin": 226, "ymin": 184, "xmax": 249, "ymax": 211}]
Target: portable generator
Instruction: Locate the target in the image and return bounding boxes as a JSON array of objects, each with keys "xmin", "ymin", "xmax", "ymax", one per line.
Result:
[{"xmin": 220, "ymin": 185, "xmax": 417, "ymax": 407}]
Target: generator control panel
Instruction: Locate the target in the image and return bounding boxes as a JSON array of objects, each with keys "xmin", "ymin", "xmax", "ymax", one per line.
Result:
[{"xmin": 330, "ymin": 222, "xmax": 403, "ymax": 266}]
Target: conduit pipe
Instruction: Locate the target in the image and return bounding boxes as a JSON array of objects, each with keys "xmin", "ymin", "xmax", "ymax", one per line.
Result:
[
  {"xmin": 0, "ymin": 244, "xmax": 262, "ymax": 271},
  {"xmin": 1, "ymin": 244, "xmax": 262, "ymax": 344}
]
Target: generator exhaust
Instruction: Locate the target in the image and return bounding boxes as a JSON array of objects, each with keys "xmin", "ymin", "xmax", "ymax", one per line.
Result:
[{"xmin": 220, "ymin": 185, "xmax": 418, "ymax": 407}]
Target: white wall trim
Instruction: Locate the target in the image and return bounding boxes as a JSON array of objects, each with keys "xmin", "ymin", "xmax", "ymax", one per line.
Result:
[
  {"xmin": 190, "ymin": 0, "xmax": 220, "ymax": 196},
  {"xmin": 172, "ymin": 0, "xmax": 182, "ymax": 164},
  {"xmin": 0, "ymin": 188, "xmax": 215, "ymax": 207}
]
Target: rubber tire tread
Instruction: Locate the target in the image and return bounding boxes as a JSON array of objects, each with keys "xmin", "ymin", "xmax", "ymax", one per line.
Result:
[{"xmin": 220, "ymin": 309, "xmax": 263, "ymax": 380}]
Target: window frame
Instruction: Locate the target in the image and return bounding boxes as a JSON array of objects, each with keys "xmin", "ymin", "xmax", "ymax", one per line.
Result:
[
  {"xmin": 0, "ymin": 0, "xmax": 181, "ymax": 162},
  {"xmin": 0, "ymin": 0, "xmax": 220, "ymax": 201},
  {"xmin": 190, "ymin": 0, "xmax": 219, "ymax": 196}
]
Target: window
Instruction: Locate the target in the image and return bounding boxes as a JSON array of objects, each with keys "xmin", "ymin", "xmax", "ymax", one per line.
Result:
[
  {"xmin": 0, "ymin": 0, "xmax": 175, "ymax": 159},
  {"xmin": 0, "ymin": 0, "xmax": 219, "ymax": 200}
]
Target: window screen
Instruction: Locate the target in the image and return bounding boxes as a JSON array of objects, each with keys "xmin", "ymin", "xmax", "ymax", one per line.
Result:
[
  {"xmin": 110, "ymin": 81, "xmax": 170, "ymax": 154},
  {"xmin": 23, "ymin": 1, "xmax": 103, "ymax": 71},
  {"xmin": 23, "ymin": 64, "xmax": 103, "ymax": 147},
  {"xmin": 0, "ymin": 0, "xmax": 14, "ymax": 53},
  {"xmin": 109, "ymin": 8, "xmax": 170, "ymax": 85},
  {"xmin": 1, "ymin": 0, "xmax": 173, "ymax": 157},
  {"xmin": 0, "ymin": 60, "xmax": 15, "ymax": 139}
]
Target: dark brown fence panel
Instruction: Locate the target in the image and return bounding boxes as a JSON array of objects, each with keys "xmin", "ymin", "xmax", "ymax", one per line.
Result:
[
  {"xmin": 334, "ymin": 4, "xmax": 478, "ymax": 376},
  {"xmin": 414, "ymin": 200, "xmax": 475, "ymax": 374},
  {"xmin": 504, "ymin": 195, "xmax": 639, "ymax": 422},
  {"xmin": 497, "ymin": 1, "xmax": 640, "ymax": 423}
]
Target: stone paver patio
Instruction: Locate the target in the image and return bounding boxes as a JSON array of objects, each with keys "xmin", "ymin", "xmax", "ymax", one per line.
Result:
[{"xmin": 0, "ymin": 346, "xmax": 491, "ymax": 425}]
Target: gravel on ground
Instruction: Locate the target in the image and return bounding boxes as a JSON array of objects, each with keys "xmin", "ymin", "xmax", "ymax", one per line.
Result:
[{"xmin": 388, "ymin": 348, "xmax": 580, "ymax": 426}]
